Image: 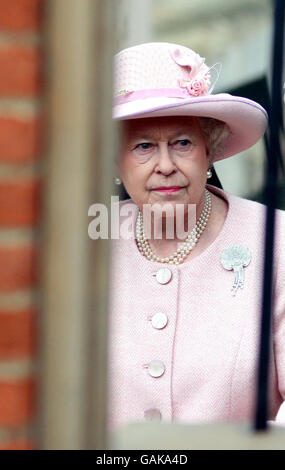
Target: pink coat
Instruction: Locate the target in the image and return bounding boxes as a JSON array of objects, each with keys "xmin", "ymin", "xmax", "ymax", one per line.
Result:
[{"xmin": 106, "ymin": 184, "xmax": 285, "ymax": 433}]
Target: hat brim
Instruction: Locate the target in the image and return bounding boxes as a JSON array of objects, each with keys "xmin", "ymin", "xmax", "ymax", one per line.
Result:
[{"xmin": 113, "ymin": 93, "xmax": 268, "ymax": 162}]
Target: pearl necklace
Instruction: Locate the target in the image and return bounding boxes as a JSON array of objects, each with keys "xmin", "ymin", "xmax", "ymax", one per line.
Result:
[{"xmin": 135, "ymin": 189, "xmax": 212, "ymax": 265}]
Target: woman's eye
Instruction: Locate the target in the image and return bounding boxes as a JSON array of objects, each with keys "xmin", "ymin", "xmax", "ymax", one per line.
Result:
[
  {"xmin": 176, "ymin": 139, "xmax": 191, "ymax": 148},
  {"xmin": 172, "ymin": 139, "xmax": 192, "ymax": 151},
  {"xmin": 135, "ymin": 143, "xmax": 153, "ymax": 151}
]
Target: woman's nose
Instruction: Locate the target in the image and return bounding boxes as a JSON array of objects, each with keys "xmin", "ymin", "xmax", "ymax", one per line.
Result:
[{"xmin": 155, "ymin": 143, "xmax": 176, "ymax": 175}]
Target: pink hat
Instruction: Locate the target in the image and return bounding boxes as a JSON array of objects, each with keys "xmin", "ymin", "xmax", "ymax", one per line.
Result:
[{"xmin": 113, "ymin": 42, "xmax": 268, "ymax": 162}]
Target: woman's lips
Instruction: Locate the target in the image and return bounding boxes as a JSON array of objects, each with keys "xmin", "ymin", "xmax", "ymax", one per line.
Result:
[{"xmin": 153, "ymin": 186, "xmax": 184, "ymax": 193}]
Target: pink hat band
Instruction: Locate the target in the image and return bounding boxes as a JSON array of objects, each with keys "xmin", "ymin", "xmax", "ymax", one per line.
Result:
[{"xmin": 114, "ymin": 88, "xmax": 191, "ymax": 105}]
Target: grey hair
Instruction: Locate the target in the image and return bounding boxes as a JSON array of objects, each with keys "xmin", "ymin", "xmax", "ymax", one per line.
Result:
[{"xmin": 198, "ymin": 117, "xmax": 232, "ymax": 165}]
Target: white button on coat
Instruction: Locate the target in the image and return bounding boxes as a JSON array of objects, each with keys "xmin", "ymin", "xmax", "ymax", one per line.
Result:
[
  {"xmin": 144, "ymin": 408, "xmax": 162, "ymax": 421},
  {"xmin": 151, "ymin": 312, "xmax": 168, "ymax": 329},
  {"xmin": 148, "ymin": 359, "xmax": 165, "ymax": 377},
  {"xmin": 155, "ymin": 268, "xmax": 172, "ymax": 284}
]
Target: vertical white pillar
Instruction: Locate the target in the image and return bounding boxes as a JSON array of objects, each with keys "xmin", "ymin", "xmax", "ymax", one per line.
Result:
[{"xmin": 39, "ymin": 0, "xmax": 116, "ymax": 449}]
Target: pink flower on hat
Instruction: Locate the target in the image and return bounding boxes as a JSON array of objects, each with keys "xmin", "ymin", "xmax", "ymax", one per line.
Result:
[
  {"xmin": 170, "ymin": 47, "xmax": 211, "ymax": 97},
  {"xmin": 179, "ymin": 73, "xmax": 211, "ymax": 97}
]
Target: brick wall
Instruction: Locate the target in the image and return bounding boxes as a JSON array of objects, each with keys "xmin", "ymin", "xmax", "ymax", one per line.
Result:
[{"xmin": 0, "ymin": 0, "xmax": 44, "ymax": 450}]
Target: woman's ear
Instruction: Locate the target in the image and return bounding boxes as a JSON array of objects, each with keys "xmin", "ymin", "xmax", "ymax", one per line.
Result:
[
  {"xmin": 114, "ymin": 161, "xmax": 121, "ymax": 180},
  {"xmin": 205, "ymin": 145, "xmax": 211, "ymax": 160}
]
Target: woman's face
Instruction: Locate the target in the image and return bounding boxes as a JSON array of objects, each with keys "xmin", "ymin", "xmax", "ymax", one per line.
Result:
[{"xmin": 118, "ymin": 116, "xmax": 210, "ymax": 213}]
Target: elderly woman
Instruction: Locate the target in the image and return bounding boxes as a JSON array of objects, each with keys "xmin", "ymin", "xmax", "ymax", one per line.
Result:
[{"xmin": 107, "ymin": 42, "xmax": 285, "ymax": 433}]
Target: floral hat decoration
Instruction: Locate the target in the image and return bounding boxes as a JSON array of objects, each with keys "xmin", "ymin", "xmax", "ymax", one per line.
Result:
[
  {"xmin": 113, "ymin": 42, "xmax": 268, "ymax": 162},
  {"xmin": 170, "ymin": 47, "xmax": 212, "ymax": 97}
]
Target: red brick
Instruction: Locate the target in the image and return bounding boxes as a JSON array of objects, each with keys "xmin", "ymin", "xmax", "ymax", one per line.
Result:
[
  {"xmin": 0, "ymin": 117, "xmax": 42, "ymax": 163},
  {"xmin": 0, "ymin": 0, "xmax": 44, "ymax": 32},
  {"xmin": 0, "ymin": 47, "xmax": 42, "ymax": 96},
  {"xmin": 0, "ymin": 309, "xmax": 37, "ymax": 359},
  {"xmin": 0, "ymin": 438, "xmax": 35, "ymax": 450},
  {"xmin": 0, "ymin": 378, "xmax": 36, "ymax": 427},
  {"xmin": 0, "ymin": 178, "xmax": 41, "ymax": 226},
  {"xmin": 0, "ymin": 245, "xmax": 38, "ymax": 291}
]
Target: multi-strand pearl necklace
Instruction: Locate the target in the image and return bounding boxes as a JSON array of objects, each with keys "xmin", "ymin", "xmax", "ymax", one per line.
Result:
[{"xmin": 135, "ymin": 189, "xmax": 212, "ymax": 265}]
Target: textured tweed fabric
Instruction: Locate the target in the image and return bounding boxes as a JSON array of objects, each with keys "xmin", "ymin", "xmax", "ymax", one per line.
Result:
[{"xmin": 107, "ymin": 184, "xmax": 285, "ymax": 433}]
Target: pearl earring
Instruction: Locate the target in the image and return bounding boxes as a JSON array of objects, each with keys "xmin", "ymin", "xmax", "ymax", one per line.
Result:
[
  {"xmin": 207, "ymin": 168, "xmax": 212, "ymax": 179},
  {"xmin": 114, "ymin": 176, "xmax": 121, "ymax": 185}
]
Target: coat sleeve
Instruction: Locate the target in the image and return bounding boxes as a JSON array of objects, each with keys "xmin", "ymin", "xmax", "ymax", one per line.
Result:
[{"xmin": 271, "ymin": 208, "xmax": 285, "ymax": 424}]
